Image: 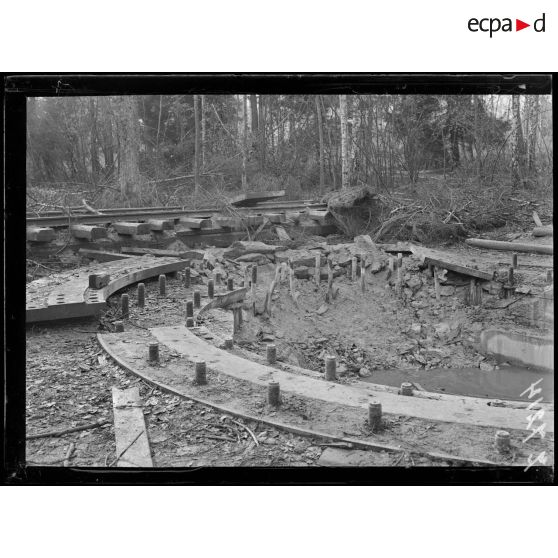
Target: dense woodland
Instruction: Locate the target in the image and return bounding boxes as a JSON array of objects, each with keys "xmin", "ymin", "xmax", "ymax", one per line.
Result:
[{"xmin": 27, "ymin": 94, "xmax": 552, "ymax": 237}]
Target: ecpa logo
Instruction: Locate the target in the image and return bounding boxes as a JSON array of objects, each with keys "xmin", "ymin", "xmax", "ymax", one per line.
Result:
[{"xmin": 468, "ymin": 13, "xmax": 546, "ymax": 37}]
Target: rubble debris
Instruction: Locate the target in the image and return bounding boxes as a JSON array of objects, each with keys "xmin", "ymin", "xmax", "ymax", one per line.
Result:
[
  {"xmin": 353, "ymin": 235, "xmax": 387, "ymax": 272},
  {"xmin": 224, "ymin": 241, "xmax": 280, "ymax": 259}
]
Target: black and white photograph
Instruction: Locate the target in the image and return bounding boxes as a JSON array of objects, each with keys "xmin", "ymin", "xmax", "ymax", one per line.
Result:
[{"xmin": 5, "ymin": 74, "xmax": 552, "ymax": 478}]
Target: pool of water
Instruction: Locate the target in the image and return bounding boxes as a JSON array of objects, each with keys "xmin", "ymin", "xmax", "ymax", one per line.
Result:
[{"xmin": 360, "ymin": 365, "xmax": 554, "ymax": 402}]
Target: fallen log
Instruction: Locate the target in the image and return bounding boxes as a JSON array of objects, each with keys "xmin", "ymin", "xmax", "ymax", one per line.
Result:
[
  {"xmin": 465, "ymin": 238, "xmax": 553, "ymax": 255},
  {"xmin": 532, "ymin": 225, "xmax": 553, "ymax": 237}
]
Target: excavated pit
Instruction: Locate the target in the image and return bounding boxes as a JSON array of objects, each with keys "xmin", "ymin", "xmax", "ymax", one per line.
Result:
[{"xmin": 223, "ymin": 253, "xmax": 553, "ymax": 404}]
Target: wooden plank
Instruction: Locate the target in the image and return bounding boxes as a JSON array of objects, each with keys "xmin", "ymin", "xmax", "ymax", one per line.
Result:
[
  {"xmin": 230, "ymin": 190, "xmax": 286, "ymax": 207},
  {"xmin": 113, "ymin": 222, "xmax": 151, "ymax": 235},
  {"xmin": 465, "ymin": 238, "xmax": 553, "ymax": 255},
  {"xmin": 112, "ymin": 387, "xmax": 153, "ymax": 467},
  {"xmin": 198, "ymin": 287, "xmax": 248, "ymax": 316},
  {"xmin": 178, "ymin": 217, "xmax": 211, "ymax": 229},
  {"xmin": 410, "ymin": 245, "xmax": 496, "ymax": 281},
  {"xmin": 148, "ymin": 219, "xmax": 174, "ymax": 231},
  {"xmin": 78, "ymin": 249, "xmax": 134, "ymax": 262},
  {"xmin": 121, "ymin": 247, "xmax": 197, "ymax": 259},
  {"xmin": 533, "ymin": 211, "xmax": 544, "ymax": 227},
  {"xmin": 70, "ymin": 224, "xmax": 108, "ymax": 240},
  {"xmin": 27, "ymin": 226, "xmax": 56, "ymax": 242}
]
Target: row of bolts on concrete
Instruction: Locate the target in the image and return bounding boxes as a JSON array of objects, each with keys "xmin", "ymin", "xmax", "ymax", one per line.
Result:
[
  {"xmin": 108, "ymin": 268, "xmax": 387, "ymax": 429},
  {"xmin": 109, "ymin": 261, "xmax": 532, "ymax": 452}
]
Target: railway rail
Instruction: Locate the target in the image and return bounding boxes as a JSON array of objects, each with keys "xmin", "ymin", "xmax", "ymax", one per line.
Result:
[{"xmin": 26, "ymin": 200, "xmax": 327, "ymax": 228}]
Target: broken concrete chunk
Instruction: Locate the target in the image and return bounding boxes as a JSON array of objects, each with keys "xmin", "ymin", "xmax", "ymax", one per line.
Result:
[
  {"xmin": 352, "ymin": 235, "xmax": 387, "ymax": 273},
  {"xmin": 316, "ymin": 304, "xmax": 329, "ymax": 315}
]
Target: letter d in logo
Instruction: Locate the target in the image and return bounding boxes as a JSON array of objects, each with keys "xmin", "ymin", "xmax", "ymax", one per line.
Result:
[{"xmin": 534, "ymin": 13, "xmax": 546, "ymax": 32}]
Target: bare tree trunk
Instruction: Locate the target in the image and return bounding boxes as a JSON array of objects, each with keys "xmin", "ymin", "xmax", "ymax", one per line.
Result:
[
  {"xmin": 118, "ymin": 97, "xmax": 141, "ymax": 203},
  {"xmin": 528, "ymin": 95, "xmax": 539, "ymax": 173},
  {"xmin": 511, "ymin": 95, "xmax": 527, "ymax": 189},
  {"xmin": 315, "ymin": 95, "xmax": 325, "ymax": 191},
  {"xmin": 250, "ymin": 94, "xmax": 259, "ymax": 134},
  {"xmin": 193, "ymin": 95, "xmax": 201, "ymax": 196},
  {"xmin": 200, "ymin": 95, "xmax": 206, "ymax": 170},
  {"xmin": 156, "ymin": 95, "xmax": 163, "ymax": 152},
  {"xmin": 89, "ymin": 98, "xmax": 100, "ymax": 185},
  {"xmin": 238, "ymin": 95, "xmax": 248, "ymax": 189},
  {"xmin": 101, "ymin": 97, "xmax": 115, "ymax": 180},
  {"xmin": 323, "ymin": 97, "xmax": 336, "ymax": 189},
  {"xmin": 339, "ymin": 94, "xmax": 349, "ymax": 189},
  {"xmin": 259, "ymin": 95, "xmax": 266, "ymax": 169}
]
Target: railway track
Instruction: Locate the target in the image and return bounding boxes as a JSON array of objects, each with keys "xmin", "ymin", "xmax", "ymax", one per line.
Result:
[{"xmin": 26, "ymin": 199, "xmax": 327, "ymax": 228}]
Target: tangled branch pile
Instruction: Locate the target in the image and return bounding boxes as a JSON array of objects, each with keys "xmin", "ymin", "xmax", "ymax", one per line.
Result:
[
  {"xmin": 325, "ymin": 186, "xmax": 384, "ymax": 237},
  {"xmin": 333, "ymin": 180, "xmax": 532, "ymax": 244}
]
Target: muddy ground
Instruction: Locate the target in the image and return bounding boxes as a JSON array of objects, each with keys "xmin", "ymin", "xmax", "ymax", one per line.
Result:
[
  {"xmin": 26, "ymin": 324, "xmax": 326, "ymax": 467},
  {"xmin": 26, "ymin": 248, "xmax": 553, "ymax": 468}
]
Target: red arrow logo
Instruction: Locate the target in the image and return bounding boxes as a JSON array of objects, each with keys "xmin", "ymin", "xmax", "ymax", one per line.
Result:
[{"xmin": 516, "ymin": 19, "xmax": 531, "ymax": 31}]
